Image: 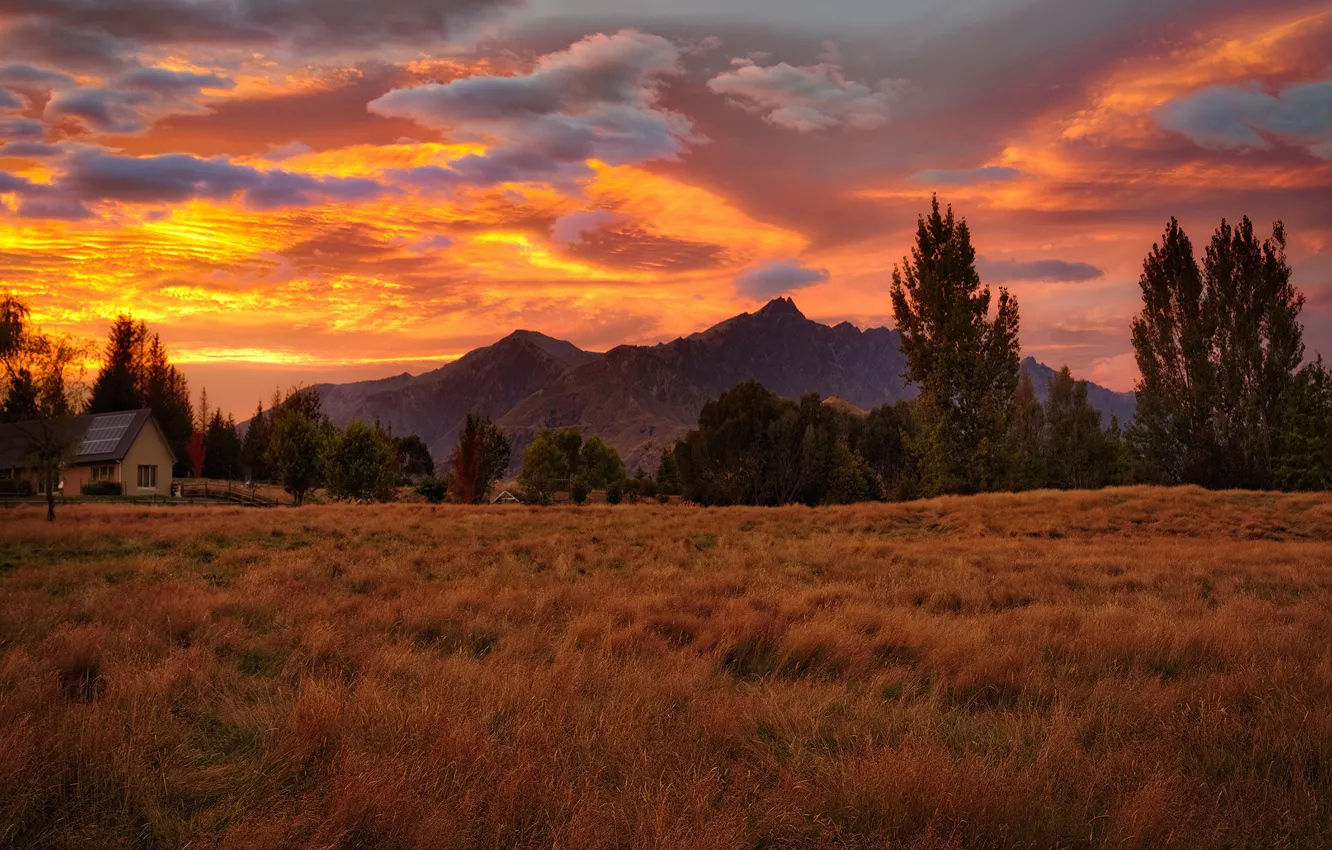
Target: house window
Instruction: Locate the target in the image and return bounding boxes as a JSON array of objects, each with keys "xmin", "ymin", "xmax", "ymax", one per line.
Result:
[
  {"xmin": 91, "ymin": 465, "xmax": 117, "ymax": 482},
  {"xmin": 137, "ymin": 465, "xmax": 158, "ymax": 489},
  {"xmin": 0, "ymin": 468, "xmax": 12, "ymax": 480}
]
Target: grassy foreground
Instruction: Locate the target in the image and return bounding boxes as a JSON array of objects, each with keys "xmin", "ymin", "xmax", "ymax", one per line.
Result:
[{"xmin": 2, "ymin": 488, "xmax": 1331, "ymax": 849}]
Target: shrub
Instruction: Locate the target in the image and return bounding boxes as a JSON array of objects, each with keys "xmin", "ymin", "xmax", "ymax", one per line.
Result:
[
  {"xmin": 570, "ymin": 477, "xmax": 590, "ymax": 505},
  {"xmin": 0, "ymin": 479, "xmax": 33, "ymax": 497},
  {"xmin": 81, "ymin": 481, "xmax": 123, "ymax": 497},
  {"xmin": 415, "ymin": 474, "xmax": 450, "ymax": 504},
  {"xmin": 606, "ymin": 481, "xmax": 624, "ymax": 505}
]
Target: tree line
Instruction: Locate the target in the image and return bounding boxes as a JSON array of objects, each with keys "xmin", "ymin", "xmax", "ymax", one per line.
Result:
[{"xmin": 665, "ymin": 199, "xmax": 1330, "ymax": 505}]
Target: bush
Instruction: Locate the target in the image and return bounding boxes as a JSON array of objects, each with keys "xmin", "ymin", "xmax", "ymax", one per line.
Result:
[
  {"xmin": 81, "ymin": 481, "xmax": 123, "ymax": 497},
  {"xmin": 606, "ymin": 482, "xmax": 624, "ymax": 505},
  {"xmin": 0, "ymin": 479, "xmax": 33, "ymax": 497},
  {"xmin": 657, "ymin": 491, "xmax": 670, "ymax": 504},
  {"xmin": 570, "ymin": 477, "xmax": 590, "ymax": 505},
  {"xmin": 415, "ymin": 474, "xmax": 450, "ymax": 504}
]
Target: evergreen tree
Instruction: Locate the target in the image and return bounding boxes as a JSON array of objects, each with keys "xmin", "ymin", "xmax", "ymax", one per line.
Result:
[
  {"xmin": 196, "ymin": 387, "xmax": 211, "ymax": 434},
  {"xmin": 654, "ymin": 447, "xmax": 681, "ymax": 496},
  {"xmin": 1005, "ymin": 369, "xmax": 1047, "ymax": 490},
  {"xmin": 890, "ymin": 197, "xmax": 1021, "ymax": 495},
  {"xmin": 201, "ymin": 411, "xmax": 243, "ymax": 480},
  {"xmin": 87, "ymin": 316, "xmax": 146, "ymax": 414},
  {"xmin": 1044, "ymin": 366, "xmax": 1109, "ymax": 490},
  {"xmin": 1131, "ymin": 217, "xmax": 1306, "ymax": 489},
  {"xmin": 856, "ymin": 401, "xmax": 915, "ymax": 500},
  {"xmin": 141, "ymin": 334, "xmax": 194, "ymax": 474},
  {"xmin": 242, "ymin": 401, "xmax": 272, "ymax": 482},
  {"xmin": 1204, "ymin": 218, "xmax": 1304, "ymax": 488},
  {"xmin": 325, "ymin": 420, "xmax": 398, "ymax": 502},
  {"xmin": 1274, "ymin": 359, "xmax": 1332, "ymax": 491}
]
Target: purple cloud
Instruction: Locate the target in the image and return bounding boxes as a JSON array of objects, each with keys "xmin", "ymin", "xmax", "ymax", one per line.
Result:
[
  {"xmin": 911, "ymin": 166, "xmax": 1021, "ymax": 185},
  {"xmin": 979, "ymin": 257, "xmax": 1105, "ymax": 283},
  {"xmin": 1158, "ymin": 78, "xmax": 1332, "ymax": 156},
  {"xmin": 707, "ymin": 60, "xmax": 900, "ymax": 132},
  {"xmin": 734, "ymin": 258, "xmax": 830, "ymax": 298}
]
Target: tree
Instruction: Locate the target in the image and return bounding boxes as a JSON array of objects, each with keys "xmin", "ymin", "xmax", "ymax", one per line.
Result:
[
  {"xmin": 141, "ymin": 334, "xmax": 193, "ymax": 475},
  {"xmin": 195, "ymin": 387, "xmax": 211, "ymax": 434},
  {"xmin": 654, "ymin": 447, "xmax": 681, "ymax": 496},
  {"xmin": 580, "ymin": 436, "xmax": 625, "ymax": 489},
  {"xmin": 519, "ymin": 429, "xmax": 573, "ymax": 504},
  {"xmin": 1005, "ymin": 369, "xmax": 1047, "ymax": 490},
  {"xmin": 325, "ymin": 420, "xmax": 398, "ymax": 502},
  {"xmin": 1, "ymin": 367, "xmax": 39, "ymax": 423},
  {"xmin": 857, "ymin": 401, "xmax": 915, "ymax": 500},
  {"xmin": 242, "ymin": 401, "xmax": 272, "ymax": 482},
  {"xmin": 87, "ymin": 315, "xmax": 146, "ymax": 414},
  {"xmin": 1274, "ymin": 359, "xmax": 1332, "ymax": 491},
  {"xmin": 394, "ymin": 434, "xmax": 435, "ymax": 483},
  {"xmin": 266, "ymin": 389, "xmax": 328, "ymax": 506},
  {"xmin": 824, "ymin": 443, "xmax": 874, "ymax": 505},
  {"xmin": 1131, "ymin": 217, "xmax": 1306, "ymax": 489},
  {"xmin": 1044, "ymin": 366, "xmax": 1109, "ymax": 490},
  {"xmin": 0, "ymin": 296, "xmax": 91, "ymax": 521},
  {"xmin": 201, "ymin": 410, "xmax": 243, "ymax": 480},
  {"xmin": 449, "ymin": 413, "xmax": 511, "ymax": 504},
  {"xmin": 890, "ymin": 196, "xmax": 1021, "ymax": 495}
]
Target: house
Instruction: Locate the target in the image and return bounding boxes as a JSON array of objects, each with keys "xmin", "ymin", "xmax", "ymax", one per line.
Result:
[
  {"xmin": 0, "ymin": 409, "xmax": 176, "ymax": 497},
  {"xmin": 491, "ymin": 490, "xmax": 523, "ymax": 504}
]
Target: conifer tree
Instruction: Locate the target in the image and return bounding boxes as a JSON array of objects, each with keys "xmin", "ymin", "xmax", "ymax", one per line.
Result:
[
  {"xmin": 87, "ymin": 316, "xmax": 146, "ymax": 414},
  {"xmin": 890, "ymin": 196, "xmax": 1020, "ymax": 495}
]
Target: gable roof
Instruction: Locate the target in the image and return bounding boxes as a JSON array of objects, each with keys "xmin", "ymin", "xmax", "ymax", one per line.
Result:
[{"xmin": 0, "ymin": 409, "xmax": 169, "ymax": 468}]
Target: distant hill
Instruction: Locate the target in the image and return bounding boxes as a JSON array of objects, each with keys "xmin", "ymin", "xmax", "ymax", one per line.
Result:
[
  {"xmin": 1021, "ymin": 357, "xmax": 1136, "ymax": 427},
  {"xmin": 309, "ymin": 298, "xmax": 1134, "ymax": 472},
  {"xmin": 314, "ymin": 330, "xmax": 596, "ymax": 459}
]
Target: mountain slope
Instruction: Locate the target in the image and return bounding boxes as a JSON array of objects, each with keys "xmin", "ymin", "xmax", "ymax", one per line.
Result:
[
  {"xmin": 316, "ymin": 330, "xmax": 596, "ymax": 458},
  {"xmin": 498, "ymin": 297, "xmax": 909, "ymax": 469},
  {"xmin": 1021, "ymin": 357, "xmax": 1136, "ymax": 427}
]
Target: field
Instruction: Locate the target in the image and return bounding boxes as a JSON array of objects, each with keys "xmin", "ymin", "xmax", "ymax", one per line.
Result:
[{"xmin": 2, "ymin": 488, "xmax": 1331, "ymax": 849}]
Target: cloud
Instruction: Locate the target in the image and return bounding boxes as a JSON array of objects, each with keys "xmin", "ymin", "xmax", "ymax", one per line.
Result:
[
  {"xmin": 551, "ymin": 209, "xmax": 619, "ymax": 244},
  {"xmin": 734, "ymin": 258, "xmax": 829, "ymax": 298},
  {"xmin": 911, "ymin": 166, "xmax": 1021, "ymax": 185},
  {"xmin": 978, "ymin": 258, "xmax": 1105, "ymax": 284},
  {"xmin": 1158, "ymin": 78, "xmax": 1332, "ymax": 155},
  {"xmin": 2, "ymin": 151, "xmax": 389, "ymax": 217},
  {"xmin": 372, "ymin": 30, "xmax": 700, "ymax": 189},
  {"xmin": 0, "ymin": 141, "xmax": 65, "ymax": 157},
  {"xmin": 0, "ymin": 117, "xmax": 45, "ymax": 141},
  {"xmin": 0, "ymin": 90, "xmax": 20, "ymax": 110},
  {"xmin": 117, "ymin": 67, "xmax": 234, "ymax": 96},
  {"xmin": 707, "ymin": 61, "xmax": 899, "ymax": 132},
  {"xmin": 0, "ymin": 0, "xmax": 520, "ymax": 70}
]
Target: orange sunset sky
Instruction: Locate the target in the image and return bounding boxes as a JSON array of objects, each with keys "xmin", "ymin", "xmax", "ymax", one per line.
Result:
[{"xmin": 2, "ymin": 0, "xmax": 1331, "ymax": 418}]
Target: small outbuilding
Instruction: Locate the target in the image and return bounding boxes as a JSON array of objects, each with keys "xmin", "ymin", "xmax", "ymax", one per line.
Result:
[
  {"xmin": 0, "ymin": 409, "xmax": 176, "ymax": 497},
  {"xmin": 491, "ymin": 490, "xmax": 523, "ymax": 504}
]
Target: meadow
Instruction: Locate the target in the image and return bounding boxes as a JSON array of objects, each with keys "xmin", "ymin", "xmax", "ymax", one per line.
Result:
[{"xmin": 1, "ymin": 487, "xmax": 1330, "ymax": 849}]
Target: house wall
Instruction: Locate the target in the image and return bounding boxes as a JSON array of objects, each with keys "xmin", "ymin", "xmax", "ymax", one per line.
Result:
[{"xmin": 122, "ymin": 421, "xmax": 174, "ymax": 496}]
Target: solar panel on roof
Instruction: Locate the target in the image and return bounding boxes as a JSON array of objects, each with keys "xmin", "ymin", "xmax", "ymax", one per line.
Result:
[{"xmin": 77, "ymin": 411, "xmax": 136, "ymax": 456}]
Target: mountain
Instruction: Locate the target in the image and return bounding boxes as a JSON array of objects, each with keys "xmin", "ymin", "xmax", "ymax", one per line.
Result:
[
  {"xmin": 496, "ymin": 297, "xmax": 909, "ymax": 469},
  {"xmin": 314, "ymin": 330, "xmax": 596, "ymax": 459},
  {"xmin": 309, "ymin": 298, "xmax": 1134, "ymax": 472},
  {"xmin": 1021, "ymin": 357, "xmax": 1136, "ymax": 427}
]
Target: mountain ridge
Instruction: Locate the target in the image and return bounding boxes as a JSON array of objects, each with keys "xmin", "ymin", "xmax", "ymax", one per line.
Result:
[{"xmin": 311, "ymin": 299, "xmax": 1135, "ymax": 471}]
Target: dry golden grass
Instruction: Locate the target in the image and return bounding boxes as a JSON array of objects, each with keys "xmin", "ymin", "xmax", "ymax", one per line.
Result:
[{"xmin": 2, "ymin": 487, "xmax": 1331, "ymax": 849}]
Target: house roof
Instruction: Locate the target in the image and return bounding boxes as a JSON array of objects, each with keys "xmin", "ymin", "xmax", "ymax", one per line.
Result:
[{"xmin": 0, "ymin": 409, "xmax": 168, "ymax": 468}]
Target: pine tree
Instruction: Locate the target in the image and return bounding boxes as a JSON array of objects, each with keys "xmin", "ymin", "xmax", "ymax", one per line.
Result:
[
  {"xmin": 196, "ymin": 387, "xmax": 211, "ymax": 434},
  {"xmin": 1044, "ymin": 366, "xmax": 1108, "ymax": 490},
  {"xmin": 1, "ymin": 367, "xmax": 39, "ymax": 423},
  {"xmin": 242, "ymin": 401, "xmax": 271, "ymax": 482},
  {"xmin": 141, "ymin": 334, "xmax": 193, "ymax": 474},
  {"xmin": 202, "ymin": 410, "xmax": 243, "ymax": 480},
  {"xmin": 1005, "ymin": 369, "xmax": 1046, "ymax": 490},
  {"xmin": 890, "ymin": 196, "xmax": 1021, "ymax": 495},
  {"xmin": 87, "ymin": 316, "xmax": 146, "ymax": 414}
]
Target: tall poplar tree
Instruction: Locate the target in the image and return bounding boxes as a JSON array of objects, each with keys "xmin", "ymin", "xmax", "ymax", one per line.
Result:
[{"xmin": 890, "ymin": 197, "xmax": 1021, "ymax": 495}]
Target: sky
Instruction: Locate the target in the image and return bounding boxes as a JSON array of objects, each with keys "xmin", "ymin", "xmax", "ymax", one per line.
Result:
[{"xmin": 1, "ymin": 0, "xmax": 1330, "ymax": 418}]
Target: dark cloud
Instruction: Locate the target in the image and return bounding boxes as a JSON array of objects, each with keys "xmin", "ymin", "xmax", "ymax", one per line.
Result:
[
  {"xmin": 0, "ymin": 0, "xmax": 521, "ymax": 70},
  {"xmin": 978, "ymin": 257, "xmax": 1105, "ymax": 283},
  {"xmin": 734, "ymin": 258, "xmax": 829, "ymax": 297},
  {"xmin": 1158, "ymin": 78, "xmax": 1332, "ymax": 156},
  {"xmin": 48, "ymin": 87, "xmax": 152, "ymax": 132},
  {"xmin": 117, "ymin": 67, "xmax": 235, "ymax": 95},
  {"xmin": 0, "ymin": 141, "xmax": 64, "ymax": 157},
  {"xmin": 0, "ymin": 90, "xmax": 20, "ymax": 110},
  {"xmin": 372, "ymin": 30, "xmax": 700, "ymax": 188},
  {"xmin": 0, "ymin": 117, "xmax": 44, "ymax": 140},
  {"xmin": 2, "ymin": 151, "xmax": 390, "ymax": 217}
]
